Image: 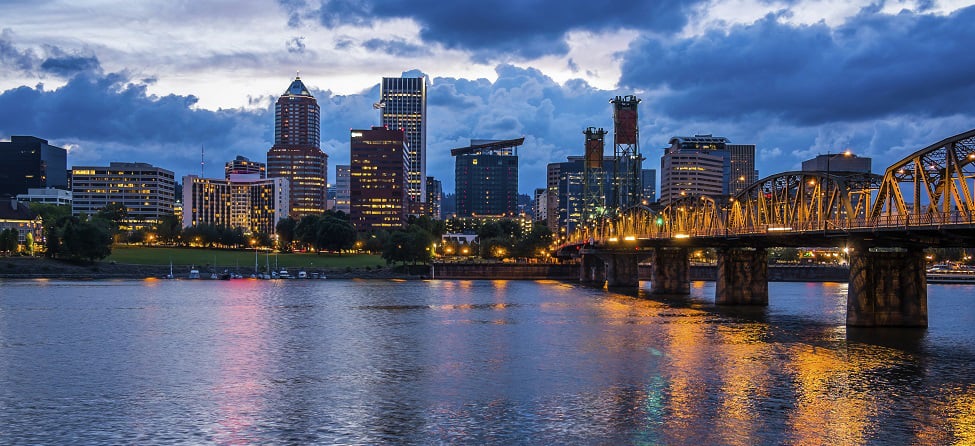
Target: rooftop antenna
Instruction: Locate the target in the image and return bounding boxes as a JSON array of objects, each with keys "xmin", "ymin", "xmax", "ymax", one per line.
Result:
[{"xmin": 201, "ymin": 144, "xmax": 205, "ymax": 177}]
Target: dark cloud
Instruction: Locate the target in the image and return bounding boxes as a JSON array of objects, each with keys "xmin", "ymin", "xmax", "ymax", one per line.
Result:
[
  {"xmin": 39, "ymin": 54, "xmax": 101, "ymax": 77},
  {"xmin": 0, "ymin": 72, "xmax": 269, "ymax": 177},
  {"xmin": 619, "ymin": 6, "xmax": 975, "ymax": 125},
  {"xmin": 286, "ymin": 36, "xmax": 306, "ymax": 54},
  {"xmin": 0, "ymin": 29, "xmax": 37, "ymax": 71},
  {"xmin": 362, "ymin": 38, "xmax": 430, "ymax": 57},
  {"xmin": 300, "ymin": 0, "xmax": 698, "ymax": 60}
]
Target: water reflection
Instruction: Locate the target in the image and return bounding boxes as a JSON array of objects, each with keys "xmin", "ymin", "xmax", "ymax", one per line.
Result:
[{"xmin": 1, "ymin": 279, "xmax": 974, "ymax": 443}]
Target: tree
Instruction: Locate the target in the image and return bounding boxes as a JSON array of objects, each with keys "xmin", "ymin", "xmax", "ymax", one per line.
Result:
[
  {"xmin": 94, "ymin": 203, "xmax": 128, "ymax": 234},
  {"xmin": 276, "ymin": 217, "xmax": 297, "ymax": 251},
  {"xmin": 514, "ymin": 223, "xmax": 553, "ymax": 258},
  {"xmin": 155, "ymin": 214, "xmax": 182, "ymax": 244},
  {"xmin": 294, "ymin": 214, "xmax": 321, "ymax": 249},
  {"xmin": 0, "ymin": 228, "xmax": 19, "ymax": 255},
  {"xmin": 382, "ymin": 225, "xmax": 435, "ymax": 265},
  {"xmin": 24, "ymin": 232, "xmax": 34, "ymax": 256},
  {"xmin": 60, "ymin": 219, "xmax": 112, "ymax": 261},
  {"xmin": 316, "ymin": 216, "xmax": 356, "ymax": 252}
]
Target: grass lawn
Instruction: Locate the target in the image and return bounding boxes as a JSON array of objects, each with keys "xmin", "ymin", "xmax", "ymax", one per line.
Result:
[{"xmin": 108, "ymin": 246, "xmax": 385, "ymax": 270}]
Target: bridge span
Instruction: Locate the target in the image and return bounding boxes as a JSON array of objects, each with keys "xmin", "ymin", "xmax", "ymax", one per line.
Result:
[{"xmin": 567, "ymin": 128, "xmax": 975, "ymax": 328}]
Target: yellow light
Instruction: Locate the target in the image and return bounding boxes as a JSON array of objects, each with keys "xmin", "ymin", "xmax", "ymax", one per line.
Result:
[
  {"xmin": 768, "ymin": 227, "xmax": 792, "ymax": 232},
  {"xmin": 673, "ymin": 234, "xmax": 690, "ymax": 239},
  {"xmin": 608, "ymin": 237, "xmax": 619, "ymax": 242},
  {"xmin": 623, "ymin": 235, "xmax": 636, "ymax": 241}
]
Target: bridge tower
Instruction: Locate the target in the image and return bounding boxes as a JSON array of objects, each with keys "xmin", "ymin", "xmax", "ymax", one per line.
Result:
[
  {"xmin": 610, "ymin": 95, "xmax": 643, "ymax": 211},
  {"xmin": 582, "ymin": 127, "xmax": 608, "ymax": 232}
]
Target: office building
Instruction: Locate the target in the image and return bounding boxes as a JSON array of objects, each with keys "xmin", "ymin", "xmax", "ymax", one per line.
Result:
[
  {"xmin": 225, "ymin": 155, "xmax": 266, "ymax": 179},
  {"xmin": 547, "ymin": 156, "xmax": 617, "ymax": 236},
  {"xmin": 534, "ymin": 188, "xmax": 548, "ymax": 222},
  {"xmin": 380, "ymin": 76, "xmax": 426, "ymax": 207},
  {"xmin": 641, "ymin": 169, "xmax": 657, "ymax": 204},
  {"xmin": 182, "ymin": 174, "xmax": 289, "ymax": 236},
  {"xmin": 451, "ymin": 138, "xmax": 523, "ymax": 218},
  {"xmin": 802, "ymin": 152, "xmax": 872, "ymax": 173},
  {"xmin": 266, "ymin": 75, "xmax": 327, "ymax": 217},
  {"xmin": 71, "ymin": 162, "xmax": 176, "ymax": 230},
  {"xmin": 334, "ymin": 165, "xmax": 350, "ymax": 215},
  {"xmin": 349, "ymin": 126, "xmax": 409, "ymax": 231},
  {"xmin": 660, "ymin": 135, "xmax": 756, "ymax": 205},
  {"xmin": 0, "ymin": 136, "xmax": 67, "ymax": 197},
  {"xmin": 16, "ymin": 187, "xmax": 72, "ymax": 206},
  {"xmin": 426, "ymin": 176, "xmax": 442, "ymax": 219}
]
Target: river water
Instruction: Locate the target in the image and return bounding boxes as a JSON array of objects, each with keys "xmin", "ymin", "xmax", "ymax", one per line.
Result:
[{"xmin": 1, "ymin": 278, "xmax": 973, "ymax": 444}]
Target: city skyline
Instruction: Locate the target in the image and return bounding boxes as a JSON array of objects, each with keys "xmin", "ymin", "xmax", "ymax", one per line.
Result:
[{"xmin": 2, "ymin": 1, "xmax": 975, "ymax": 195}]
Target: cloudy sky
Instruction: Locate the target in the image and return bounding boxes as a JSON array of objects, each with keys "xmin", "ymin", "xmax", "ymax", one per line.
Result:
[{"xmin": 2, "ymin": 0, "xmax": 974, "ymax": 195}]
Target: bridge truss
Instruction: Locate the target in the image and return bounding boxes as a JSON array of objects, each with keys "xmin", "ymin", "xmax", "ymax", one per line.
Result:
[{"xmin": 573, "ymin": 128, "xmax": 975, "ymax": 245}]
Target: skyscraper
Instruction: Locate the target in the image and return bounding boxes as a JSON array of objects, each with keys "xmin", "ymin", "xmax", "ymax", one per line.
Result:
[
  {"xmin": 266, "ymin": 75, "xmax": 327, "ymax": 217},
  {"xmin": 380, "ymin": 76, "xmax": 426, "ymax": 208},
  {"xmin": 334, "ymin": 165, "xmax": 351, "ymax": 215},
  {"xmin": 659, "ymin": 135, "xmax": 756, "ymax": 205},
  {"xmin": 0, "ymin": 136, "xmax": 67, "ymax": 197},
  {"xmin": 349, "ymin": 126, "xmax": 409, "ymax": 231},
  {"xmin": 451, "ymin": 138, "xmax": 523, "ymax": 218}
]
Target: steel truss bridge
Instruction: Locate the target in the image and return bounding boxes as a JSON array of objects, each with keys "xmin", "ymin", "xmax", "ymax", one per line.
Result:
[
  {"xmin": 565, "ymin": 128, "xmax": 975, "ymax": 328},
  {"xmin": 569, "ymin": 128, "xmax": 975, "ymax": 248}
]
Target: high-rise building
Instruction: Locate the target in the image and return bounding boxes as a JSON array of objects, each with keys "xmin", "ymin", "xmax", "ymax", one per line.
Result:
[
  {"xmin": 182, "ymin": 174, "xmax": 289, "ymax": 235},
  {"xmin": 659, "ymin": 135, "xmax": 756, "ymax": 205},
  {"xmin": 0, "ymin": 136, "xmax": 67, "ymax": 197},
  {"xmin": 225, "ymin": 155, "xmax": 266, "ymax": 179},
  {"xmin": 426, "ymin": 176, "xmax": 442, "ymax": 219},
  {"xmin": 266, "ymin": 75, "xmax": 327, "ymax": 217},
  {"xmin": 334, "ymin": 165, "xmax": 350, "ymax": 215},
  {"xmin": 380, "ymin": 76, "xmax": 426, "ymax": 207},
  {"xmin": 641, "ymin": 169, "xmax": 657, "ymax": 204},
  {"xmin": 71, "ymin": 162, "xmax": 176, "ymax": 231},
  {"xmin": 451, "ymin": 138, "xmax": 523, "ymax": 218},
  {"xmin": 349, "ymin": 126, "xmax": 409, "ymax": 231},
  {"xmin": 534, "ymin": 188, "xmax": 548, "ymax": 222},
  {"xmin": 547, "ymin": 156, "xmax": 617, "ymax": 236}
]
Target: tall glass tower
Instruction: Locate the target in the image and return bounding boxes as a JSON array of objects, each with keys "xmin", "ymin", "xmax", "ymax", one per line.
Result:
[
  {"xmin": 380, "ymin": 76, "xmax": 426, "ymax": 209},
  {"xmin": 266, "ymin": 75, "xmax": 328, "ymax": 217}
]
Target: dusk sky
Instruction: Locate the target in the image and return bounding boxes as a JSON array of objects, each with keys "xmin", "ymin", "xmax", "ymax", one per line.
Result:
[{"xmin": 2, "ymin": 0, "xmax": 974, "ymax": 194}]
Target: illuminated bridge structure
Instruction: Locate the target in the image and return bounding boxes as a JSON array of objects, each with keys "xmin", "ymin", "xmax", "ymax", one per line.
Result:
[{"xmin": 567, "ymin": 128, "xmax": 975, "ymax": 327}]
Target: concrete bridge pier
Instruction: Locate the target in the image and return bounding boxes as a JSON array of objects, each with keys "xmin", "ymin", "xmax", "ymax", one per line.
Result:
[
  {"xmin": 715, "ymin": 247, "xmax": 768, "ymax": 305},
  {"xmin": 579, "ymin": 253, "xmax": 607, "ymax": 285},
  {"xmin": 847, "ymin": 247, "xmax": 928, "ymax": 327},
  {"xmin": 603, "ymin": 252, "xmax": 649, "ymax": 288},
  {"xmin": 651, "ymin": 248, "xmax": 690, "ymax": 295}
]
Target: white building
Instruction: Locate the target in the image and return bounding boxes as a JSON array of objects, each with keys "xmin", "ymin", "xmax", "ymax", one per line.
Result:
[
  {"xmin": 16, "ymin": 187, "xmax": 72, "ymax": 206},
  {"xmin": 182, "ymin": 174, "xmax": 289, "ymax": 236}
]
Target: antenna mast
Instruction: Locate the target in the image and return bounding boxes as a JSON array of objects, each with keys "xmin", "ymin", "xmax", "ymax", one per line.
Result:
[{"xmin": 201, "ymin": 144, "xmax": 205, "ymax": 177}]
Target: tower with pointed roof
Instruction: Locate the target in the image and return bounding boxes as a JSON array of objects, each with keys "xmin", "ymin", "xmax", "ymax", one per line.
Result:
[{"xmin": 266, "ymin": 74, "xmax": 328, "ymax": 217}]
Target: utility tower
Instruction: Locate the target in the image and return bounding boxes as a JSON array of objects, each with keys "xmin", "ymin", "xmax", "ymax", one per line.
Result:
[
  {"xmin": 582, "ymin": 127, "xmax": 608, "ymax": 229},
  {"xmin": 610, "ymin": 95, "xmax": 643, "ymax": 211}
]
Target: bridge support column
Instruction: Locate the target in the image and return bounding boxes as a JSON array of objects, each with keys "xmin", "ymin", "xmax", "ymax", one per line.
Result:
[
  {"xmin": 605, "ymin": 253, "xmax": 644, "ymax": 288},
  {"xmin": 715, "ymin": 248, "xmax": 768, "ymax": 305},
  {"xmin": 651, "ymin": 248, "xmax": 690, "ymax": 295},
  {"xmin": 848, "ymin": 247, "xmax": 927, "ymax": 327},
  {"xmin": 579, "ymin": 253, "xmax": 606, "ymax": 285}
]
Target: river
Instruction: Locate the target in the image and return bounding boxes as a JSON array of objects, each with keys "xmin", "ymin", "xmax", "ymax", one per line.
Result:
[{"xmin": 1, "ymin": 279, "xmax": 973, "ymax": 444}]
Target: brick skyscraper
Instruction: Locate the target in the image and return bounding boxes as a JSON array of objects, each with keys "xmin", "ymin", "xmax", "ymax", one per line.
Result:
[{"xmin": 266, "ymin": 75, "xmax": 327, "ymax": 217}]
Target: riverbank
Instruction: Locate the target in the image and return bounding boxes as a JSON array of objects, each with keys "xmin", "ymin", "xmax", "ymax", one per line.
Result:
[{"xmin": 0, "ymin": 256, "xmax": 422, "ymax": 280}]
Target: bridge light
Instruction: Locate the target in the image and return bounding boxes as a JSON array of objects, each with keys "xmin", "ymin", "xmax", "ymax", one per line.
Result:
[
  {"xmin": 608, "ymin": 237, "xmax": 619, "ymax": 243},
  {"xmin": 673, "ymin": 234, "xmax": 690, "ymax": 239},
  {"xmin": 655, "ymin": 217, "xmax": 664, "ymax": 225},
  {"xmin": 768, "ymin": 226, "xmax": 792, "ymax": 232},
  {"xmin": 623, "ymin": 235, "xmax": 636, "ymax": 241}
]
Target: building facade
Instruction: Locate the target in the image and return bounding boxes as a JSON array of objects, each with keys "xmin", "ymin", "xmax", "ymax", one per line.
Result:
[
  {"xmin": 426, "ymin": 176, "xmax": 442, "ymax": 220},
  {"xmin": 533, "ymin": 188, "xmax": 548, "ymax": 222},
  {"xmin": 452, "ymin": 138, "xmax": 523, "ymax": 218},
  {"xmin": 71, "ymin": 162, "xmax": 176, "ymax": 230},
  {"xmin": 266, "ymin": 75, "xmax": 327, "ymax": 217},
  {"xmin": 380, "ymin": 76, "xmax": 426, "ymax": 207},
  {"xmin": 641, "ymin": 169, "xmax": 657, "ymax": 204},
  {"xmin": 546, "ymin": 156, "xmax": 618, "ymax": 237},
  {"xmin": 0, "ymin": 136, "xmax": 67, "ymax": 197},
  {"xmin": 334, "ymin": 164, "xmax": 351, "ymax": 215},
  {"xmin": 802, "ymin": 152, "xmax": 872, "ymax": 173},
  {"xmin": 349, "ymin": 126, "xmax": 409, "ymax": 231},
  {"xmin": 225, "ymin": 155, "xmax": 266, "ymax": 179},
  {"xmin": 182, "ymin": 174, "xmax": 289, "ymax": 236},
  {"xmin": 660, "ymin": 135, "xmax": 756, "ymax": 205},
  {"xmin": 16, "ymin": 187, "xmax": 72, "ymax": 206}
]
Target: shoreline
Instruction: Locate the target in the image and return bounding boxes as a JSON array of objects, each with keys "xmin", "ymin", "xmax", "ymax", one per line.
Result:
[{"xmin": 0, "ymin": 256, "xmax": 423, "ymax": 280}]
